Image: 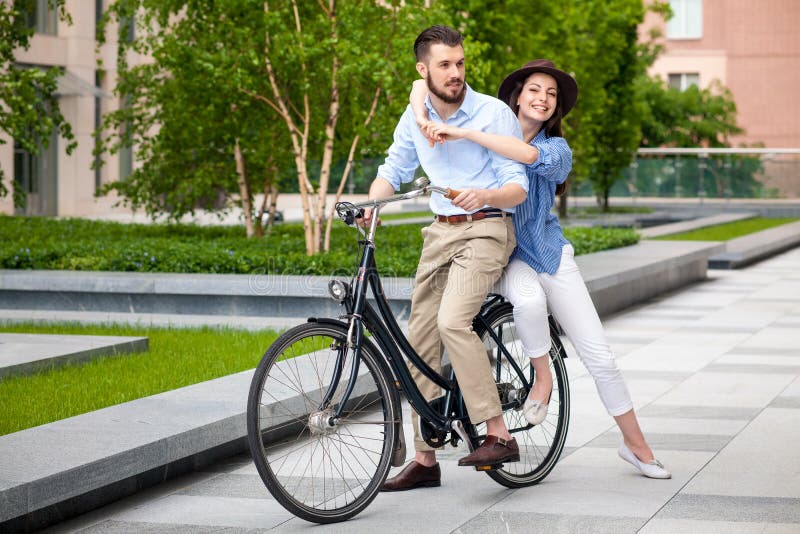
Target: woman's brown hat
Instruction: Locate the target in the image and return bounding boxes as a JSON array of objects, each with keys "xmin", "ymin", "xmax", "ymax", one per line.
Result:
[{"xmin": 497, "ymin": 59, "xmax": 578, "ymax": 116}]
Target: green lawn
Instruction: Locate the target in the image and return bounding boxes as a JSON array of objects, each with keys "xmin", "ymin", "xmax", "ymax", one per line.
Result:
[
  {"xmin": 0, "ymin": 322, "xmax": 280, "ymax": 436},
  {"xmin": 568, "ymin": 205, "xmax": 654, "ymax": 217},
  {"xmin": 653, "ymin": 217, "xmax": 799, "ymax": 241}
]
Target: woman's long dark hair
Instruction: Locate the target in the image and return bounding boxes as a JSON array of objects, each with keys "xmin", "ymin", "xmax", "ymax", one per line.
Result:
[{"xmin": 506, "ymin": 80, "xmax": 568, "ymax": 196}]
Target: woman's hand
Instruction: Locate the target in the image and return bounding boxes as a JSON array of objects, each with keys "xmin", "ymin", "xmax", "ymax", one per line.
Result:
[
  {"xmin": 423, "ymin": 123, "xmax": 467, "ymax": 143},
  {"xmin": 416, "ymin": 118, "xmax": 439, "ymax": 148}
]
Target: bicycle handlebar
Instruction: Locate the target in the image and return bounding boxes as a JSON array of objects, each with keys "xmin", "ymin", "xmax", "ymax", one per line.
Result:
[{"xmin": 335, "ymin": 177, "xmax": 462, "ymax": 226}]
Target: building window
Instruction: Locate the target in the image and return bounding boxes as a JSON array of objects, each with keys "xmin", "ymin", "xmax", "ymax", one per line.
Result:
[
  {"xmin": 18, "ymin": 0, "xmax": 58, "ymax": 36},
  {"xmin": 667, "ymin": 0, "xmax": 702, "ymax": 39},
  {"xmin": 118, "ymin": 96, "xmax": 134, "ymax": 180},
  {"xmin": 13, "ymin": 130, "xmax": 58, "ymax": 216},
  {"xmin": 668, "ymin": 73, "xmax": 699, "ymax": 91}
]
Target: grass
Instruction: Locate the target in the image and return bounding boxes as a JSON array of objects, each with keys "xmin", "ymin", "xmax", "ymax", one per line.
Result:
[
  {"xmin": 568, "ymin": 206, "xmax": 654, "ymax": 217},
  {"xmin": 653, "ymin": 217, "xmax": 799, "ymax": 241},
  {"xmin": 0, "ymin": 322, "xmax": 281, "ymax": 436}
]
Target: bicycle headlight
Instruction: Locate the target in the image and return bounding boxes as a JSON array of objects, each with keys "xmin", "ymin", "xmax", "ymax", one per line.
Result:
[{"xmin": 328, "ymin": 280, "xmax": 350, "ymax": 302}]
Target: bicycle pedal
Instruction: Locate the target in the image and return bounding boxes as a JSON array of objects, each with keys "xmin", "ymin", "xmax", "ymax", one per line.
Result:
[{"xmin": 474, "ymin": 463, "xmax": 503, "ymax": 472}]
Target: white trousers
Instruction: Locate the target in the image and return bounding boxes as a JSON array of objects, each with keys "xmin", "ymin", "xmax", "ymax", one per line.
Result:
[{"xmin": 494, "ymin": 245, "xmax": 633, "ymax": 416}]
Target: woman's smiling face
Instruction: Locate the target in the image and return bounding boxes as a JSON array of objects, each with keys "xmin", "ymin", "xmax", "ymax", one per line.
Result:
[{"xmin": 516, "ymin": 72, "xmax": 559, "ymax": 125}]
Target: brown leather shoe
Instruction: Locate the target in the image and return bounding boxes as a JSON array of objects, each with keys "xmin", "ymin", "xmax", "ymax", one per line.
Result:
[
  {"xmin": 458, "ymin": 435, "xmax": 520, "ymax": 467},
  {"xmin": 380, "ymin": 461, "xmax": 441, "ymax": 492}
]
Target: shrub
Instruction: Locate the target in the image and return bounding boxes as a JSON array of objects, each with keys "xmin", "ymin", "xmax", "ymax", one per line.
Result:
[{"xmin": 0, "ymin": 215, "xmax": 639, "ymax": 277}]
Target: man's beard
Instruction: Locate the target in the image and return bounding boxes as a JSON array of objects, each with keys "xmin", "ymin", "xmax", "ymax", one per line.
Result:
[{"xmin": 426, "ymin": 73, "xmax": 466, "ymax": 104}]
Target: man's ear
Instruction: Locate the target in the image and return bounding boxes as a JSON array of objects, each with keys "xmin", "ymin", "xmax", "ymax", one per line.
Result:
[{"xmin": 415, "ymin": 62, "xmax": 427, "ymax": 79}]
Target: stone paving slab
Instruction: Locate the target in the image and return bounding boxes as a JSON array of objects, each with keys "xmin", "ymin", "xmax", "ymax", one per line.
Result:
[
  {"xmin": 26, "ymin": 248, "xmax": 789, "ymax": 534},
  {"xmin": 1, "ymin": 235, "xmax": 798, "ymax": 531},
  {"xmin": 0, "ymin": 240, "xmax": 722, "ymax": 322},
  {"xmin": 709, "ymin": 220, "xmax": 800, "ymax": 269},
  {"xmin": 0, "ymin": 334, "xmax": 148, "ymax": 378}
]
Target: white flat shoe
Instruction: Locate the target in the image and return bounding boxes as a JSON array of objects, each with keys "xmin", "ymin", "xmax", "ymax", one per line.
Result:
[
  {"xmin": 618, "ymin": 442, "xmax": 671, "ymax": 479},
  {"xmin": 522, "ymin": 392, "xmax": 550, "ymax": 425}
]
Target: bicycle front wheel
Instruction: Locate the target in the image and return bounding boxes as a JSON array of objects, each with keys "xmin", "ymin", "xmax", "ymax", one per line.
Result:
[
  {"xmin": 246, "ymin": 321, "xmax": 399, "ymax": 523},
  {"xmin": 474, "ymin": 303, "xmax": 570, "ymax": 488}
]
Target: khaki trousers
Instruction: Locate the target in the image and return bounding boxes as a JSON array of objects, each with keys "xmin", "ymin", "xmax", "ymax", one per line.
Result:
[{"xmin": 408, "ymin": 217, "xmax": 516, "ymax": 452}]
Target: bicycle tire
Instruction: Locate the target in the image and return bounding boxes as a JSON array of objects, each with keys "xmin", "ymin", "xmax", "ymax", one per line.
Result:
[
  {"xmin": 472, "ymin": 303, "xmax": 570, "ymax": 488},
  {"xmin": 246, "ymin": 321, "xmax": 399, "ymax": 523}
]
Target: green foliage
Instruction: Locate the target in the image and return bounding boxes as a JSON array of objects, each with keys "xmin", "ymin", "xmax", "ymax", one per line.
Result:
[
  {"xmin": 639, "ymin": 78, "xmax": 742, "ymax": 148},
  {"xmin": 653, "ymin": 217, "xmax": 799, "ymax": 241},
  {"xmin": 444, "ymin": 0, "xmax": 671, "ymax": 211},
  {"xmin": 564, "ymin": 226, "xmax": 639, "ymax": 255},
  {"xmin": 0, "ymin": 322, "xmax": 280, "ymax": 435},
  {"xmin": 0, "ymin": 215, "xmax": 638, "ymax": 277},
  {"xmin": 0, "ymin": 0, "xmax": 75, "ymax": 206},
  {"xmin": 96, "ymin": 0, "xmax": 443, "ymax": 248}
]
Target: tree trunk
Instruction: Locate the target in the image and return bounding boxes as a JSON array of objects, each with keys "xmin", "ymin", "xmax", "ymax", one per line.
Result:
[
  {"xmin": 233, "ymin": 138, "xmax": 254, "ymax": 237},
  {"xmin": 316, "ymin": 24, "xmax": 340, "ymax": 255},
  {"xmin": 558, "ymin": 190, "xmax": 568, "ymax": 219},
  {"xmin": 324, "ymin": 85, "xmax": 382, "ymax": 251},
  {"xmin": 262, "ymin": 0, "xmax": 316, "ymax": 254},
  {"xmin": 255, "ymin": 166, "xmax": 278, "ymax": 237}
]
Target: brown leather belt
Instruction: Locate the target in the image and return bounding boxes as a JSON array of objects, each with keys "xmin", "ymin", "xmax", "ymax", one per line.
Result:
[{"xmin": 435, "ymin": 209, "xmax": 512, "ymax": 224}]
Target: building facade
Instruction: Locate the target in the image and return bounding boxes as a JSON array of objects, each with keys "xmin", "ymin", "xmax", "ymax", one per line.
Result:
[
  {"xmin": 1, "ymin": 0, "xmax": 132, "ymax": 217},
  {"xmin": 643, "ymin": 0, "xmax": 800, "ymax": 148}
]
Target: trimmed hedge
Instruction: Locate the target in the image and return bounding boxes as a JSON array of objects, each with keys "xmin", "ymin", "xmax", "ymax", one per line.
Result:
[{"xmin": 0, "ymin": 215, "xmax": 638, "ymax": 278}]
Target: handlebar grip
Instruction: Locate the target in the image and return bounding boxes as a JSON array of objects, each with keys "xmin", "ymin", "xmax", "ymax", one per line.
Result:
[{"xmin": 444, "ymin": 188, "xmax": 462, "ymax": 200}]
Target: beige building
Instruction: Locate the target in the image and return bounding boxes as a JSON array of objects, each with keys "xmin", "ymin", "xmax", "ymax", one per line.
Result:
[
  {"xmin": 2, "ymin": 1, "xmax": 799, "ymax": 217},
  {"xmin": 642, "ymin": 0, "xmax": 800, "ymax": 197},
  {"xmin": 643, "ymin": 0, "xmax": 800, "ymax": 148},
  {"xmin": 1, "ymin": 0, "xmax": 130, "ymax": 217}
]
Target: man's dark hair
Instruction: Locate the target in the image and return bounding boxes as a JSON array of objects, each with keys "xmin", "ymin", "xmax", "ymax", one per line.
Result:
[{"xmin": 413, "ymin": 25, "xmax": 463, "ymax": 62}]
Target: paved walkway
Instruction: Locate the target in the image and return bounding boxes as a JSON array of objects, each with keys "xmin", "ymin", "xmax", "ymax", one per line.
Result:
[{"xmin": 38, "ymin": 247, "xmax": 800, "ymax": 533}]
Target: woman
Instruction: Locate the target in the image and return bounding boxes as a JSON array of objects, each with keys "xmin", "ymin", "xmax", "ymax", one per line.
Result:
[{"xmin": 411, "ymin": 59, "xmax": 671, "ymax": 479}]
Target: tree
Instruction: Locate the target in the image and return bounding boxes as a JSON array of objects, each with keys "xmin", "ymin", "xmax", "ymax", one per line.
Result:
[
  {"xmin": 636, "ymin": 76, "xmax": 761, "ymax": 198},
  {"xmin": 444, "ymin": 0, "xmax": 670, "ymax": 212},
  {"xmin": 0, "ymin": 0, "xmax": 75, "ymax": 207},
  {"xmin": 97, "ymin": 0, "xmax": 439, "ymax": 253},
  {"xmin": 96, "ymin": 0, "xmax": 293, "ymax": 238},
  {"xmin": 639, "ymin": 77, "xmax": 742, "ymax": 148}
]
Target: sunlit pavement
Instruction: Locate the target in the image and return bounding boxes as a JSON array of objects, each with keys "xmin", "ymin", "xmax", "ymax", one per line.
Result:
[{"xmin": 39, "ymin": 246, "xmax": 800, "ymax": 533}]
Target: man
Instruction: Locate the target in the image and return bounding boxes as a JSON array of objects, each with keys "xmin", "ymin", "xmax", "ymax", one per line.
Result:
[{"xmin": 364, "ymin": 25, "xmax": 529, "ymax": 492}]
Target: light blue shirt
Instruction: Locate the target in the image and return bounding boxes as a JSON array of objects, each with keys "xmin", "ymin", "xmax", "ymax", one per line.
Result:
[
  {"xmin": 513, "ymin": 129, "xmax": 573, "ymax": 274},
  {"xmin": 376, "ymin": 85, "xmax": 528, "ymax": 215}
]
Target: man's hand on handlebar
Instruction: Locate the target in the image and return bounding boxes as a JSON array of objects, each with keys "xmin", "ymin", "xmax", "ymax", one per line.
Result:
[
  {"xmin": 357, "ymin": 206, "xmax": 380, "ymax": 228},
  {"xmin": 450, "ymin": 188, "xmax": 490, "ymax": 213}
]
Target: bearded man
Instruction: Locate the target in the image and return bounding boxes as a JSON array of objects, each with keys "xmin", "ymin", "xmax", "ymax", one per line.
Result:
[{"xmin": 361, "ymin": 25, "xmax": 529, "ymax": 491}]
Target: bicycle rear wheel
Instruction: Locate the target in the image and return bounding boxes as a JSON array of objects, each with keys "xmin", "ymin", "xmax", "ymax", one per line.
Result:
[
  {"xmin": 473, "ymin": 303, "xmax": 570, "ymax": 488},
  {"xmin": 246, "ymin": 321, "xmax": 399, "ymax": 523}
]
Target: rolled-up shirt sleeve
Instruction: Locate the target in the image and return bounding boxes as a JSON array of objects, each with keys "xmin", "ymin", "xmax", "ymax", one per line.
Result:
[
  {"xmin": 375, "ymin": 107, "xmax": 420, "ymax": 191},
  {"xmin": 530, "ymin": 136, "xmax": 572, "ymax": 184},
  {"xmin": 486, "ymin": 107, "xmax": 529, "ymax": 193}
]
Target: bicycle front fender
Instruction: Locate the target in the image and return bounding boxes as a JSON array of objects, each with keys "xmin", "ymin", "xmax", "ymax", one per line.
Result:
[{"xmin": 307, "ymin": 317, "xmax": 406, "ymax": 466}]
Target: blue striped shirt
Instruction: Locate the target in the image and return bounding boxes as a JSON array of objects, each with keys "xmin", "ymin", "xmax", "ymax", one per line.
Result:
[
  {"xmin": 376, "ymin": 85, "xmax": 528, "ymax": 215},
  {"xmin": 513, "ymin": 130, "xmax": 573, "ymax": 274}
]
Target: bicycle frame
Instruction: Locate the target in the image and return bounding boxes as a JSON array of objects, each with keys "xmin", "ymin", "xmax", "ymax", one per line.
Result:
[{"xmin": 322, "ymin": 196, "xmax": 533, "ymax": 441}]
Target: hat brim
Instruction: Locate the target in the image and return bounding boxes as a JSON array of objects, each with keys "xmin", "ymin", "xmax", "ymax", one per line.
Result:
[{"xmin": 498, "ymin": 65, "xmax": 578, "ymax": 117}]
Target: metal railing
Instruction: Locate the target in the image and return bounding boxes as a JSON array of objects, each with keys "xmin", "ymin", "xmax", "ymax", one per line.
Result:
[{"xmin": 573, "ymin": 148, "xmax": 800, "ymax": 201}]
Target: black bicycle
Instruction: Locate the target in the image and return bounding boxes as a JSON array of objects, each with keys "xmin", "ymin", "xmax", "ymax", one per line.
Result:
[{"xmin": 246, "ymin": 178, "xmax": 570, "ymax": 523}]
